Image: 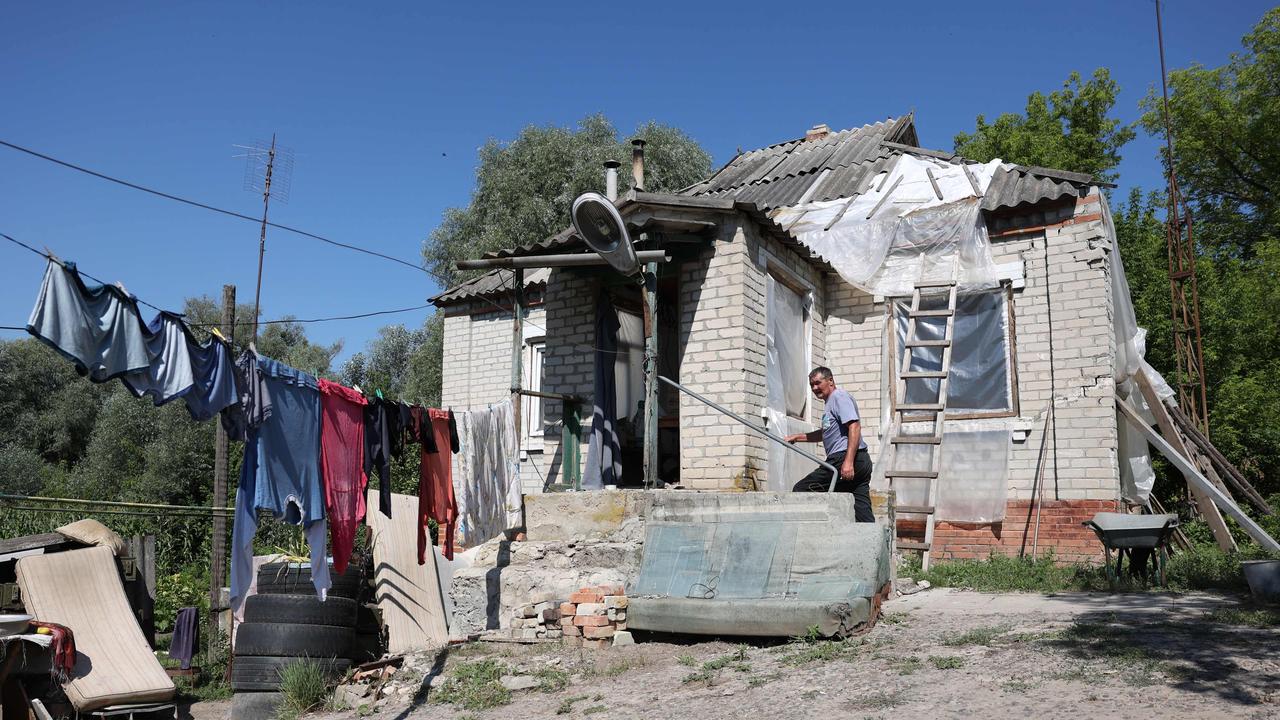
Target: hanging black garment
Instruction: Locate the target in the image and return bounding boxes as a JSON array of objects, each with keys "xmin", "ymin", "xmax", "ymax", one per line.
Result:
[
  {"xmin": 447, "ymin": 409, "xmax": 460, "ymax": 453},
  {"xmin": 363, "ymin": 397, "xmax": 392, "ymax": 518}
]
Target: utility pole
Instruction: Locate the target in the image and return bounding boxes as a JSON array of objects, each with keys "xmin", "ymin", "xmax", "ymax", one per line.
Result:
[{"xmin": 209, "ymin": 284, "xmax": 234, "ymax": 659}]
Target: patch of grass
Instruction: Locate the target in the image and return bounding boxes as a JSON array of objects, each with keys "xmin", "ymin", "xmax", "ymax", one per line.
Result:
[
  {"xmin": 1002, "ymin": 678, "xmax": 1037, "ymax": 693},
  {"xmin": 780, "ymin": 640, "xmax": 850, "ymax": 665},
  {"xmin": 1043, "ymin": 621, "xmax": 1174, "ymax": 688},
  {"xmin": 940, "ymin": 624, "xmax": 1009, "ymax": 647},
  {"xmin": 858, "ymin": 689, "xmax": 906, "ymax": 710},
  {"xmin": 276, "ymin": 658, "xmax": 332, "ymax": 720},
  {"xmin": 892, "ymin": 656, "xmax": 923, "ymax": 675},
  {"xmin": 431, "ymin": 660, "xmax": 512, "ymax": 710},
  {"xmin": 583, "ymin": 705, "xmax": 608, "ymax": 715},
  {"xmin": 681, "ymin": 649, "xmax": 753, "ymax": 685},
  {"xmin": 880, "ymin": 612, "xmax": 910, "ymax": 625},
  {"xmin": 929, "ymin": 655, "xmax": 964, "ymax": 670},
  {"xmin": 535, "ymin": 667, "xmax": 570, "ymax": 692},
  {"xmin": 920, "ymin": 552, "xmax": 1104, "ymax": 593},
  {"xmin": 676, "ymin": 653, "xmax": 698, "ymax": 667},
  {"xmin": 556, "ymin": 695, "xmax": 589, "ymax": 714},
  {"xmin": 1204, "ymin": 607, "xmax": 1280, "ymax": 627}
]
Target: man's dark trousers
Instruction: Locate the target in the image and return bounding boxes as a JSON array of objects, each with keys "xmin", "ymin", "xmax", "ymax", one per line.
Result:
[{"xmin": 791, "ymin": 448, "xmax": 874, "ymax": 522}]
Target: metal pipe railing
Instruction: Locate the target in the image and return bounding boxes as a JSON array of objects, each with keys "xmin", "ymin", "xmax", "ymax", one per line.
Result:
[{"xmin": 657, "ymin": 375, "xmax": 839, "ymax": 492}]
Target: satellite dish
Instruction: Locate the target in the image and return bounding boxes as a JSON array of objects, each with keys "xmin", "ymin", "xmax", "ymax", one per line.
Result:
[{"xmin": 572, "ymin": 192, "xmax": 639, "ymax": 276}]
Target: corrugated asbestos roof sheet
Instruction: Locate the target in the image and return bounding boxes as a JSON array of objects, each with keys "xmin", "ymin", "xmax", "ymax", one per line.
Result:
[
  {"xmin": 430, "ymin": 266, "xmax": 550, "ymax": 305},
  {"xmin": 683, "ymin": 120, "xmax": 1095, "ymax": 213}
]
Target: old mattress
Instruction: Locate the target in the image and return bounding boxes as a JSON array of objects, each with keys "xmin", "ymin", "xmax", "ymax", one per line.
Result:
[{"xmin": 16, "ymin": 546, "xmax": 175, "ymax": 711}]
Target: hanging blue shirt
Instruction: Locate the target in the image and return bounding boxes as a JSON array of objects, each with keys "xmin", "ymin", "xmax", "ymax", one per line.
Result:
[
  {"xmin": 121, "ymin": 311, "xmax": 196, "ymax": 405},
  {"xmin": 228, "ymin": 354, "xmax": 330, "ymax": 613},
  {"xmin": 26, "ymin": 258, "xmax": 150, "ymax": 382},
  {"xmin": 182, "ymin": 336, "xmax": 240, "ymax": 422}
]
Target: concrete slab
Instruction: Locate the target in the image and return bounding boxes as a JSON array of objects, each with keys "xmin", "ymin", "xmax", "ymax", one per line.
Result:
[{"xmin": 886, "ymin": 587, "xmax": 1244, "ymax": 622}]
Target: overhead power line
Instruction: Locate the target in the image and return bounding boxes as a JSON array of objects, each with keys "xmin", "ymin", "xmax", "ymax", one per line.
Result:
[{"xmin": 0, "ymin": 138, "xmax": 427, "ymax": 272}]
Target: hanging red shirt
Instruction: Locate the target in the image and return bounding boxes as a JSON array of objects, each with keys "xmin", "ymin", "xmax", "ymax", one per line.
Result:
[
  {"xmin": 319, "ymin": 379, "xmax": 367, "ymax": 574},
  {"xmin": 420, "ymin": 408, "xmax": 458, "ymax": 562}
]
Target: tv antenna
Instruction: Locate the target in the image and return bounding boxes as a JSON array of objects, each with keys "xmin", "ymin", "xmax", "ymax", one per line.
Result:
[{"xmin": 233, "ymin": 135, "xmax": 294, "ymax": 340}]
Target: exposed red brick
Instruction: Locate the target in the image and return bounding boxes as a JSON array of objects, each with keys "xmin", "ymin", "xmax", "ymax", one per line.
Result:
[
  {"xmin": 573, "ymin": 615, "xmax": 610, "ymax": 627},
  {"xmin": 569, "ymin": 592, "xmax": 603, "ymax": 604}
]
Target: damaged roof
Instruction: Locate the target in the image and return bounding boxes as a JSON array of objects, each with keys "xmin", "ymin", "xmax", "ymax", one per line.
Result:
[{"xmin": 683, "ymin": 118, "xmax": 1098, "ymax": 212}]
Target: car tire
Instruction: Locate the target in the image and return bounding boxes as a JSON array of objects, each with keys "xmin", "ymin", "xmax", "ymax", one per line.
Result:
[
  {"xmin": 233, "ymin": 622, "xmax": 353, "ymax": 658},
  {"xmin": 242, "ymin": 594, "xmax": 358, "ymax": 627},
  {"xmin": 256, "ymin": 561, "xmax": 363, "ymax": 599}
]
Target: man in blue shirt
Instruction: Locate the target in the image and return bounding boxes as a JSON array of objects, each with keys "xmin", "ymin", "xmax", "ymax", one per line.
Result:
[{"xmin": 785, "ymin": 366, "xmax": 875, "ymax": 522}]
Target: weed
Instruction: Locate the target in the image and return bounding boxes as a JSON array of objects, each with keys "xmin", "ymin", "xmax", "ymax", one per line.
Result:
[
  {"xmin": 682, "ymin": 651, "xmax": 753, "ymax": 685},
  {"xmin": 602, "ymin": 656, "xmax": 649, "ymax": 677},
  {"xmin": 940, "ymin": 624, "xmax": 1009, "ymax": 647},
  {"xmin": 1203, "ymin": 607, "xmax": 1280, "ymax": 628},
  {"xmin": 556, "ymin": 695, "xmax": 589, "ymax": 715},
  {"xmin": 794, "ymin": 624, "xmax": 823, "ymax": 644},
  {"xmin": 781, "ymin": 640, "xmax": 850, "ymax": 665},
  {"xmin": 858, "ymin": 689, "xmax": 906, "ymax": 709},
  {"xmin": 676, "ymin": 654, "xmax": 698, "ymax": 667},
  {"xmin": 430, "ymin": 660, "xmax": 512, "ymax": 710},
  {"xmin": 1043, "ymin": 621, "xmax": 1173, "ymax": 687},
  {"xmin": 747, "ymin": 672, "xmax": 780, "ymax": 687},
  {"xmin": 535, "ymin": 667, "xmax": 571, "ymax": 693},
  {"xmin": 584, "ymin": 705, "xmax": 608, "ymax": 715},
  {"xmin": 892, "ymin": 656, "xmax": 923, "ymax": 675},
  {"xmin": 880, "ymin": 612, "xmax": 910, "ymax": 626},
  {"xmin": 929, "ymin": 655, "xmax": 964, "ymax": 670},
  {"xmin": 1002, "ymin": 678, "xmax": 1037, "ymax": 693},
  {"xmin": 801, "ymin": 689, "xmax": 819, "ymax": 700},
  {"xmin": 276, "ymin": 658, "xmax": 331, "ymax": 720}
]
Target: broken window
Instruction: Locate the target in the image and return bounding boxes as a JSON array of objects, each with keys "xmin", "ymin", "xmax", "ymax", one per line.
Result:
[{"xmin": 891, "ymin": 289, "xmax": 1015, "ymax": 416}]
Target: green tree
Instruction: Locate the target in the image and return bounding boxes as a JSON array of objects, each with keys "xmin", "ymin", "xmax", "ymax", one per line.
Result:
[
  {"xmin": 423, "ymin": 114, "xmax": 712, "ymax": 287},
  {"xmin": 256, "ymin": 319, "xmax": 342, "ymax": 377},
  {"xmin": 340, "ymin": 314, "xmax": 443, "ymax": 406},
  {"xmin": 954, "ymin": 69, "xmax": 1135, "ymax": 182},
  {"xmin": 0, "ymin": 338, "xmax": 107, "ymax": 468},
  {"xmin": 1139, "ymin": 8, "xmax": 1280, "ymax": 256}
]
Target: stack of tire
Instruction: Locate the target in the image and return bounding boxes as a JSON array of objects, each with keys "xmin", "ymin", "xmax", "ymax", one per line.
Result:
[{"xmin": 230, "ymin": 560, "xmax": 366, "ymax": 718}]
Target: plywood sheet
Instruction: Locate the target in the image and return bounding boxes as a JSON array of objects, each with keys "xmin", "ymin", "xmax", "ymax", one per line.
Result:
[{"xmin": 365, "ymin": 491, "xmax": 450, "ymax": 652}]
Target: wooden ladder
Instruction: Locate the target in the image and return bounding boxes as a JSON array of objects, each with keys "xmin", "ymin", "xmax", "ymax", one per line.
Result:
[{"xmin": 886, "ymin": 276, "xmax": 958, "ymax": 571}]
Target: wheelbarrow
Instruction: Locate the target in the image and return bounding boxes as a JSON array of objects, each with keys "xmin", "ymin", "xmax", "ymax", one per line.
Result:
[{"xmin": 1082, "ymin": 512, "xmax": 1180, "ymax": 588}]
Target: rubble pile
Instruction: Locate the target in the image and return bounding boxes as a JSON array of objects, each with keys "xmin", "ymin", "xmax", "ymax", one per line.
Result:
[{"xmin": 559, "ymin": 584, "xmax": 633, "ymax": 649}]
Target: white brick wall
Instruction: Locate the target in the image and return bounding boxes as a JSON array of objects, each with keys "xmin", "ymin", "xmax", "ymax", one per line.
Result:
[{"xmin": 824, "ymin": 194, "xmax": 1120, "ymax": 502}]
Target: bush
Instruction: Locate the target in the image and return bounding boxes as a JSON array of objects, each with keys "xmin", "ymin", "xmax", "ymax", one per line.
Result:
[{"xmin": 155, "ymin": 566, "xmax": 209, "ymax": 633}]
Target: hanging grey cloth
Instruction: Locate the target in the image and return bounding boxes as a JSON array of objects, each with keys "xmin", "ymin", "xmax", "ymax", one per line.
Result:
[
  {"xmin": 583, "ymin": 291, "xmax": 622, "ymax": 490},
  {"xmin": 169, "ymin": 606, "xmax": 199, "ymax": 670}
]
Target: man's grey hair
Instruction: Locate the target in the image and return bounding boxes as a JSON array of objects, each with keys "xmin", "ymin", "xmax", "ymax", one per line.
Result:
[{"xmin": 808, "ymin": 366, "xmax": 834, "ymax": 382}]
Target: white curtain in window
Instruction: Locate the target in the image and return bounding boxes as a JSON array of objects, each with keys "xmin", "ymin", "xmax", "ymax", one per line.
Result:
[
  {"xmin": 615, "ymin": 311, "xmax": 645, "ymax": 422},
  {"xmin": 893, "ymin": 292, "xmax": 1011, "ymax": 413},
  {"xmin": 522, "ymin": 342, "xmax": 544, "ymax": 449}
]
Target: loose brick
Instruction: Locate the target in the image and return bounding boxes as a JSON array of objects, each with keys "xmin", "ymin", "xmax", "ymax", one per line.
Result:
[
  {"xmin": 574, "ymin": 615, "xmax": 610, "ymax": 627},
  {"xmin": 569, "ymin": 592, "xmax": 603, "ymax": 604},
  {"xmin": 575, "ymin": 602, "xmax": 606, "ymax": 616},
  {"xmin": 603, "ymin": 596, "xmax": 628, "ymax": 610},
  {"xmin": 583, "ymin": 625, "xmax": 616, "ymax": 639},
  {"xmin": 558, "ymin": 602, "xmax": 577, "ymax": 616},
  {"xmin": 583, "ymin": 638, "xmax": 610, "ymax": 650},
  {"xmin": 539, "ymin": 608, "xmax": 561, "ymax": 623},
  {"xmin": 612, "ymin": 630, "xmax": 635, "ymax": 646},
  {"xmin": 562, "ymin": 624, "xmax": 582, "ymax": 637}
]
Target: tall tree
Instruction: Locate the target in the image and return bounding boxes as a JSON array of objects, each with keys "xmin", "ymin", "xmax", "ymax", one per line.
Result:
[
  {"xmin": 954, "ymin": 69, "xmax": 1135, "ymax": 182},
  {"xmin": 1139, "ymin": 8, "xmax": 1280, "ymax": 256},
  {"xmin": 341, "ymin": 314, "xmax": 443, "ymax": 407},
  {"xmin": 423, "ymin": 114, "xmax": 713, "ymax": 288}
]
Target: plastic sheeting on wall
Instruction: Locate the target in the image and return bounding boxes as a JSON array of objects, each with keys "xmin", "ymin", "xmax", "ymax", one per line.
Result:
[
  {"xmin": 772, "ymin": 155, "xmax": 1005, "ymax": 297},
  {"xmin": 884, "ymin": 420, "xmax": 1011, "ymax": 523},
  {"xmin": 765, "ymin": 275, "xmax": 810, "ymax": 419},
  {"xmin": 892, "ymin": 292, "xmax": 1012, "ymax": 413},
  {"xmin": 762, "ymin": 408, "xmax": 819, "ymax": 493}
]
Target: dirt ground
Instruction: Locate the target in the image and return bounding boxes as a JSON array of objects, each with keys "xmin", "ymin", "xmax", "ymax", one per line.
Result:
[{"xmin": 199, "ymin": 589, "xmax": 1280, "ymax": 720}]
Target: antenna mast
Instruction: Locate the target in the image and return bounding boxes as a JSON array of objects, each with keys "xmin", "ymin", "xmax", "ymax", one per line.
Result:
[
  {"xmin": 235, "ymin": 134, "xmax": 294, "ymax": 341},
  {"xmin": 1155, "ymin": 0, "xmax": 1210, "ymax": 435}
]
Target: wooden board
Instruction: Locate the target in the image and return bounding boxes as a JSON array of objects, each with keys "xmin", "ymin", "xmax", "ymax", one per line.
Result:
[{"xmin": 365, "ymin": 491, "xmax": 450, "ymax": 653}]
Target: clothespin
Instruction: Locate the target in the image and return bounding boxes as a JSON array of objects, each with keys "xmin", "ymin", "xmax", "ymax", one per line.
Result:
[
  {"xmin": 43, "ymin": 247, "xmax": 65, "ymax": 268},
  {"xmin": 375, "ymin": 389, "xmax": 384, "ymax": 400},
  {"xmin": 210, "ymin": 327, "xmax": 228, "ymax": 344},
  {"xmin": 353, "ymin": 384, "xmax": 363, "ymax": 394}
]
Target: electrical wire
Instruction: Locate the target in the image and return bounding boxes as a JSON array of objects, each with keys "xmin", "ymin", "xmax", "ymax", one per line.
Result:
[
  {"xmin": 0, "ymin": 140, "xmax": 625, "ymax": 354},
  {"xmin": 0, "ymin": 139, "xmax": 425, "ymax": 272},
  {"xmin": 2, "ymin": 231, "xmax": 428, "ymax": 328}
]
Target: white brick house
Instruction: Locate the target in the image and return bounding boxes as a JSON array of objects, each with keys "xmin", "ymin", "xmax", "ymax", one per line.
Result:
[{"xmin": 432, "ymin": 116, "xmax": 1136, "ymax": 562}]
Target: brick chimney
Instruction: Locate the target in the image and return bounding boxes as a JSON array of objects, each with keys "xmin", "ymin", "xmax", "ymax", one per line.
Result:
[{"xmin": 805, "ymin": 123, "xmax": 831, "ymax": 141}]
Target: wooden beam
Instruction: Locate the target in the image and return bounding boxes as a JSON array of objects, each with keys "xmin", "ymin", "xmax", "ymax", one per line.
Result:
[
  {"xmin": 0, "ymin": 533, "xmax": 72, "ymax": 556},
  {"xmin": 1133, "ymin": 371, "xmax": 1236, "ymax": 551},
  {"xmin": 1118, "ymin": 397, "xmax": 1279, "ymax": 553}
]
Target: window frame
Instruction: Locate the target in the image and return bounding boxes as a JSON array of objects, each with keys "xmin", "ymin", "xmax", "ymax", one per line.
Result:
[
  {"xmin": 886, "ymin": 283, "xmax": 1020, "ymax": 421},
  {"xmin": 522, "ymin": 337, "xmax": 546, "ymax": 452}
]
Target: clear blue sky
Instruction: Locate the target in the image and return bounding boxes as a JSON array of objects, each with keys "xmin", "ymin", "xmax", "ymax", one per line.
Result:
[{"xmin": 1, "ymin": 1, "xmax": 1271, "ymax": 366}]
